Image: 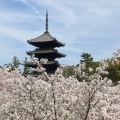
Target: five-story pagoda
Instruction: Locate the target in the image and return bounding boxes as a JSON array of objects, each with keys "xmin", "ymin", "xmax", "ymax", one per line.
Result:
[{"xmin": 26, "ymin": 11, "xmax": 65, "ymax": 74}]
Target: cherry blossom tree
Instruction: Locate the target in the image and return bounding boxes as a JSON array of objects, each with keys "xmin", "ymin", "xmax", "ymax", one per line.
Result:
[{"xmin": 0, "ymin": 49, "xmax": 120, "ymax": 120}]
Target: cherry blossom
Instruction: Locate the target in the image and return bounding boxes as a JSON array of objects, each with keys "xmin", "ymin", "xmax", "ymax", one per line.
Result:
[{"xmin": 0, "ymin": 50, "xmax": 120, "ymax": 120}]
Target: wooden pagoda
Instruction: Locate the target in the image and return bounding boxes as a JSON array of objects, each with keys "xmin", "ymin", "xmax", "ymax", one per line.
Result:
[{"xmin": 26, "ymin": 11, "xmax": 65, "ymax": 74}]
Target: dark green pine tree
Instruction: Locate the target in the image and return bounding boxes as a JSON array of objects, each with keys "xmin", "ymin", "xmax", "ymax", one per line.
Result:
[
  {"xmin": 22, "ymin": 57, "xmax": 31, "ymax": 75},
  {"xmin": 76, "ymin": 53, "xmax": 99, "ymax": 82},
  {"xmin": 80, "ymin": 53, "xmax": 93, "ymax": 69}
]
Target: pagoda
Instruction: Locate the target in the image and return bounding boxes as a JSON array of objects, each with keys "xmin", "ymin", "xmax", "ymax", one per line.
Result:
[{"xmin": 26, "ymin": 11, "xmax": 65, "ymax": 74}]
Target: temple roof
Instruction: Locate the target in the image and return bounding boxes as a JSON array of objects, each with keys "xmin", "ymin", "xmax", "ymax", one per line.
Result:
[
  {"xmin": 28, "ymin": 32, "xmax": 54, "ymax": 42},
  {"xmin": 26, "ymin": 49, "xmax": 66, "ymax": 58},
  {"xmin": 27, "ymin": 49, "xmax": 57, "ymax": 54},
  {"xmin": 26, "ymin": 61, "xmax": 60, "ymax": 68},
  {"xmin": 27, "ymin": 32, "xmax": 65, "ymax": 47}
]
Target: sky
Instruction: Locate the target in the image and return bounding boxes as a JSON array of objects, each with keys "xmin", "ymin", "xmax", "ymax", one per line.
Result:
[{"xmin": 0, "ymin": 0, "xmax": 120, "ymax": 67}]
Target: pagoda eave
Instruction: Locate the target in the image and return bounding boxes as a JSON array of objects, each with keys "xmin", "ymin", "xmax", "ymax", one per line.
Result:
[
  {"xmin": 27, "ymin": 40, "xmax": 64, "ymax": 48},
  {"xmin": 26, "ymin": 61, "xmax": 60, "ymax": 68},
  {"xmin": 26, "ymin": 51, "xmax": 66, "ymax": 59}
]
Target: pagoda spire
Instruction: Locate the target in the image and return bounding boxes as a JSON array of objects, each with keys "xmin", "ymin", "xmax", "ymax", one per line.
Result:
[{"xmin": 46, "ymin": 10, "xmax": 48, "ymax": 33}]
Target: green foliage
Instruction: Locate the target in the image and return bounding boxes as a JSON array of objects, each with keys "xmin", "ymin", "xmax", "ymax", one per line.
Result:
[
  {"xmin": 80, "ymin": 53, "xmax": 93, "ymax": 68},
  {"xmin": 63, "ymin": 53, "xmax": 99, "ymax": 82},
  {"xmin": 80, "ymin": 52, "xmax": 99, "ymax": 74},
  {"xmin": 4, "ymin": 56, "xmax": 21, "ymax": 71},
  {"xmin": 22, "ymin": 57, "xmax": 31, "ymax": 75},
  {"xmin": 12, "ymin": 56, "xmax": 21, "ymax": 69},
  {"xmin": 106, "ymin": 58, "xmax": 120, "ymax": 84},
  {"xmin": 62, "ymin": 65, "xmax": 75, "ymax": 77},
  {"xmin": 4, "ymin": 56, "xmax": 32, "ymax": 75},
  {"xmin": 3, "ymin": 53, "xmax": 120, "ymax": 84}
]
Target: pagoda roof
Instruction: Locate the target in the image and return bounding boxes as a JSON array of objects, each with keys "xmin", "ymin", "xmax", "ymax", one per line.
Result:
[
  {"xmin": 27, "ymin": 49, "xmax": 56, "ymax": 54},
  {"xmin": 27, "ymin": 32, "xmax": 65, "ymax": 47},
  {"xmin": 26, "ymin": 49, "xmax": 66, "ymax": 58},
  {"xmin": 26, "ymin": 61, "xmax": 60, "ymax": 68}
]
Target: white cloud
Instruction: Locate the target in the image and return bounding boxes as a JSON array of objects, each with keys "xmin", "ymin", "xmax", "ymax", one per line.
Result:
[
  {"xmin": 0, "ymin": 11, "xmax": 38, "ymax": 24},
  {"xmin": 20, "ymin": 0, "xmax": 37, "ymax": 11},
  {"xmin": 19, "ymin": 0, "xmax": 44, "ymax": 21},
  {"xmin": 29, "ymin": 0, "xmax": 77, "ymax": 26},
  {"xmin": 0, "ymin": 26, "xmax": 41, "ymax": 43}
]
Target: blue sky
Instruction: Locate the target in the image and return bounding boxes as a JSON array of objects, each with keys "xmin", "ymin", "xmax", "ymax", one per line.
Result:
[{"xmin": 0, "ymin": 0, "xmax": 120, "ymax": 67}]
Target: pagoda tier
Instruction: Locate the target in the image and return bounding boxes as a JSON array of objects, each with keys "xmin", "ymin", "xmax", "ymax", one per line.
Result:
[
  {"xmin": 26, "ymin": 48, "xmax": 65, "ymax": 60},
  {"xmin": 26, "ymin": 61, "xmax": 59, "ymax": 73},
  {"xmin": 27, "ymin": 32, "xmax": 65, "ymax": 48}
]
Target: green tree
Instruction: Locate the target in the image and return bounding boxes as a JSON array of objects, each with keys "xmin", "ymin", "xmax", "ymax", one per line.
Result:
[
  {"xmin": 106, "ymin": 57, "xmax": 120, "ymax": 84},
  {"xmin": 75, "ymin": 53, "xmax": 99, "ymax": 82},
  {"xmin": 62, "ymin": 65, "xmax": 75, "ymax": 77},
  {"xmin": 62, "ymin": 53, "xmax": 99, "ymax": 82},
  {"xmin": 22, "ymin": 57, "xmax": 31, "ymax": 75},
  {"xmin": 80, "ymin": 53, "xmax": 99, "ymax": 72},
  {"xmin": 4, "ymin": 56, "xmax": 21, "ymax": 71},
  {"xmin": 12, "ymin": 56, "xmax": 21, "ymax": 68},
  {"xmin": 80, "ymin": 53, "xmax": 93, "ymax": 68}
]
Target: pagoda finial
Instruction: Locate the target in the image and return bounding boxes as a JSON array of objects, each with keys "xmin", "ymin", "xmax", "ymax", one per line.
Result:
[{"xmin": 46, "ymin": 10, "xmax": 48, "ymax": 33}]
